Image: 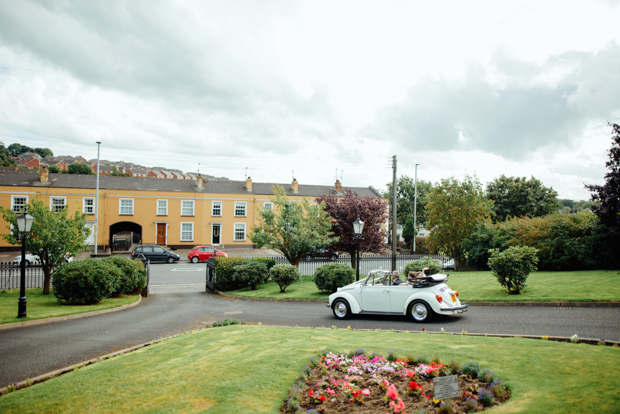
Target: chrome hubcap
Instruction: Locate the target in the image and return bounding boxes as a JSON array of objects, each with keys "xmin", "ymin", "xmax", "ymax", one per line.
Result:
[
  {"xmin": 334, "ymin": 302, "xmax": 347, "ymax": 318},
  {"xmin": 412, "ymin": 304, "xmax": 427, "ymax": 321}
]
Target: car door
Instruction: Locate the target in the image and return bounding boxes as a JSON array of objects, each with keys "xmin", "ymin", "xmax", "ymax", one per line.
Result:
[
  {"xmin": 140, "ymin": 246, "xmax": 153, "ymax": 261},
  {"xmin": 152, "ymin": 246, "xmax": 166, "ymax": 262},
  {"xmin": 360, "ymin": 273, "xmax": 391, "ymax": 313},
  {"xmin": 203, "ymin": 247, "xmax": 215, "ymax": 260},
  {"xmin": 390, "ymin": 281, "xmax": 415, "ymax": 313}
]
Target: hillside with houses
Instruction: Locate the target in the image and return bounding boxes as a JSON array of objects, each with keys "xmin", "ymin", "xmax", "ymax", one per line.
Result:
[{"xmin": 6, "ymin": 150, "xmax": 227, "ymax": 181}]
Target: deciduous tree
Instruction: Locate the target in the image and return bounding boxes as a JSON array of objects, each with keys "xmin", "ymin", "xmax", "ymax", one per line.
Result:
[
  {"xmin": 384, "ymin": 175, "xmax": 432, "ymax": 226},
  {"xmin": 1, "ymin": 199, "xmax": 91, "ymax": 295},
  {"xmin": 68, "ymin": 163, "xmax": 94, "ymax": 175},
  {"xmin": 402, "ymin": 215, "xmax": 416, "ymax": 250},
  {"xmin": 425, "ymin": 175, "xmax": 494, "ymax": 269},
  {"xmin": 486, "ymin": 175, "xmax": 560, "ymax": 222},
  {"xmin": 316, "ymin": 189, "xmax": 389, "ymax": 268},
  {"xmin": 250, "ymin": 185, "xmax": 336, "ymax": 267}
]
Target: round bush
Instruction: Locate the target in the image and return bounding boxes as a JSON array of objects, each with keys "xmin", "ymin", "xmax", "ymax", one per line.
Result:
[
  {"xmin": 52, "ymin": 259, "xmax": 122, "ymax": 305},
  {"xmin": 233, "ymin": 261, "xmax": 268, "ymax": 290},
  {"xmin": 403, "ymin": 257, "xmax": 442, "ymax": 276},
  {"xmin": 269, "ymin": 264, "xmax": 301, "ymax": 293},
  {"xmin": 488, "ymin": 246, "xmax": 539, "ymax": 294},
  {"xmin": 314, "ymin": 263, "xmax": 355, "ymax": 293},
  {"xmin": 103, "ymin": 256, "xmax": 147, "ymax": 295}
]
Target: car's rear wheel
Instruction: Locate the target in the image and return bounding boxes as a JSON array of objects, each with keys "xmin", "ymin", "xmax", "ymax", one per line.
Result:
[
  {"xmin": 408, "ymin": 300, "xmax": 433, "ymax": 323},
  {"xmin": 332, "ymin": 299, "xmax": 351, "ymax": 320},
  {"xmin": 167, "ymin": 257, "xmax": 175, "ymax": 264},
  {"xmin": 191, "ymin": 256, "xmax": 199, "ymax": 263}
]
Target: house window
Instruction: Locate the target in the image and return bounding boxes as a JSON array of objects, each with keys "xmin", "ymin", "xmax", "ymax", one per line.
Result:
[
  {"xmin": 181, "ymin": 200, "xmax": 194, "ymax": 216},
  {"xmin": 234, "ymin": 223, "xmax": 246, "ymax": 241},
  {"xmin": 119, "ymin": 199, "xmax": 134, "ymax": 215},
  {"xmin": 263, "ymin": 202, "xmax": 273, "ymax": 211},
  {"xmin": 157, "ymin": 200, "xmax": 168, "ymax": 216},
  {"xmin": 212, "ymin": 201, "xmax": 222, "ymax": 217},
  {"xmin": 83, "ymin": 198, "xmax": 95, "ymax": 215},
  {"xmin": 235, "ymin": 202, "xmax": 247, "ymax": 217},
  {"xmin": 11, "ymin": 196, "xmax": 28, "ymax": 213},
  {"xmin": 51, "ymin": 197, "xmax": 66, "ymax": 212},
  {"xmin": 181, "ymin": 222, "xmax": 194, "ymax": 241}
]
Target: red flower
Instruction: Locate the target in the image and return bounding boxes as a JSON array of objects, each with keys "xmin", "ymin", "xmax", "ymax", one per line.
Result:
[
  {"xmin": 308, "ymin": 390, "xmax": 313, "ymax": 396},
  {"xmin": 319, "ymin": 395, "xmax": 326, "ymax": 402}
]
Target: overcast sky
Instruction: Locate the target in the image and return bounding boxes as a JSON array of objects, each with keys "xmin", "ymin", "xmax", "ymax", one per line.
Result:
[{"xmin": 1, "ymin": 0, "xmax": 619, "ymax": 200}]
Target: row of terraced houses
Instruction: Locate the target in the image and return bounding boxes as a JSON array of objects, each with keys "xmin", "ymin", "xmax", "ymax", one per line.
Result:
[
  {"xmin": 0, "ymin": 168, "xmax": 386, "ymax": 252},
  {"xmin": 9, "ymin": 152, "xmax": 226, "ymax": 181}
]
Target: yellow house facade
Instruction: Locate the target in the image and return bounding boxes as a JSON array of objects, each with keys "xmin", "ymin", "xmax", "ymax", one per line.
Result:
[{"xmin": 0, "ymin": 169, "xmax": 386, "ymax": 251}]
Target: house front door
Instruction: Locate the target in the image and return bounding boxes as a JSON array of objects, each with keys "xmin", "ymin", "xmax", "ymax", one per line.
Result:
[
  {"xmin": 157, "ymin": 223, "xmax": 166, "ymax": 245},
  {"xmin": 212, "ymin": 225, "xmax": 221, "ymax": 245}
]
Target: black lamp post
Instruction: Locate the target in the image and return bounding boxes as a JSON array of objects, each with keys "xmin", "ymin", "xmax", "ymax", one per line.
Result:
[
  {"xmin": 353, "ymin": 217, "xmax": 364, "ymax": 281},
  {"xmin": 16, "ymin": 210, "xmax": 35, "ymax": 318}
]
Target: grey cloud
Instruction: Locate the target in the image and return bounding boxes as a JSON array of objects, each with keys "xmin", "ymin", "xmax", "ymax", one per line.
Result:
[{"xmin": 369, "ymin": 44, "xmax": 620, "ymax": 160}]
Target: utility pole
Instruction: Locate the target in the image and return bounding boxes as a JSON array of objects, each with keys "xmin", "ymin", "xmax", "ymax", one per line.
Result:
[
  {"xmin": 413, "ymin": 163, "xmax": 419, "ymax": 253},
  {"xmin": 94, "ymin": 141, "xmax": 101, "ymax": 257},
  {"xmin": 391, "ymin": 155, "xmax": 397, "ymax": 271}
]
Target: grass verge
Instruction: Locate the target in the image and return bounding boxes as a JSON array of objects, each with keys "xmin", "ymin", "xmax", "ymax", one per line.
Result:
[
  {"xmin": 0, "ymin": 325, "xmax": 618, "ymax": 413},
  {"xmin": 0, "ymin": 289, "xmax": 139, "ymax": 325},
  {"xmin": 226, "ymin": 270, "xmax": 620, "ymax": 302}
]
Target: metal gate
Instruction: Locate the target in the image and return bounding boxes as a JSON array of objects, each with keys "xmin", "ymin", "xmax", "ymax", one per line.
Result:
[{"xmin": 205, "ymin": 258, "xmax": 216, "ymax": 293}]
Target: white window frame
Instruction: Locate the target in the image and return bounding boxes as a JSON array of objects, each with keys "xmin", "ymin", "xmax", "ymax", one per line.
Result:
[
  {"xmin": 234, "ymin": 202, "xmax": 247, "ymax": 217},
  {"xmin": 83, "ymin": 197, "xmax": 95, "ymax": 215},
  {"xmin": 50, "ymin": 196, "xmax": 66, "ymax": 212},
  {"xmin": 212, "ymin": 201, "xmax": 222, "ymax": 217},
  {"xmin": 180, "ymin": 222, "xmax": 194, "ymax": 242},
  {"xmin": 119, "ymin": 198, "xmax": 134, "ymax": 215},
  {"xmin": 263, "ymin": 202, "xmax": 273, "ymax": 211},
  {"xmin": 11, "ymin": 195, "xmax": 28, "ymax": 213},
  {"xmin": 234, "ymin": 222, "xmax": 246, "ymax": 241},
  {"xmin": 181, "ymin": 200, "xmax": 195, "ymax": 216},
  {"xmin": 157, "ymin": 199, "xmax": 168, "ymax": 216}
]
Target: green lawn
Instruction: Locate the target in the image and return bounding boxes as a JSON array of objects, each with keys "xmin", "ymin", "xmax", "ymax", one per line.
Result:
[
  {"xmin": 0, "ymin": 325, "xmax": 618, "ymax": 413},
  {"xmin": 0, "ymin": 289, "xmax": 140, "ymax": 325},
  {"xmin": 226, "ymin": 270, "xmax": 620, "ymax": 302}
]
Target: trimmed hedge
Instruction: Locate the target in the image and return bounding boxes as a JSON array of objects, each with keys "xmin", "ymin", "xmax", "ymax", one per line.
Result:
[
  {"xmin": 52, "ymin": 259, "xmax": 122, "ymax": 305},
  {"xmin": 314, "ymin": 263, "xmax": 355, "ymax": 293},
  {"xmin": 214, "ymin": 256, "xmax": 273, "ymax": 291},
  {"xmin": 103, "ymin": 256, "xmax": 147, "ymax": 295},
  {"xmin": 269, "ymin": 264, "xmax": 301, "ymax": 293},
  {"xmin": 403, "ymin": 257, "xmax": 442, "ymax": 276},
  {"xmin": 233, "ymin": 261, "xmax": 268, "ymax": 290}
]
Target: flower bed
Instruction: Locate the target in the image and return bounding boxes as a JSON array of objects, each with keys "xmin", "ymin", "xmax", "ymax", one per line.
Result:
[{"xmin": 280, "ymin": 350, "xmax": 510, "ymax": 413}]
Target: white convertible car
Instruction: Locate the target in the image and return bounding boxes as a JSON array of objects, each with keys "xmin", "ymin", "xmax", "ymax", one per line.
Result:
[{"xmin": 327, "ymin": 269, "xmax": 468, "ymax": 322}]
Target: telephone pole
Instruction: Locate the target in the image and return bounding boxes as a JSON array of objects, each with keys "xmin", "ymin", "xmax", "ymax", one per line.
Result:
[{"xmin": 392, "ymin": 155, "xmax": 397, "ymax": 271}]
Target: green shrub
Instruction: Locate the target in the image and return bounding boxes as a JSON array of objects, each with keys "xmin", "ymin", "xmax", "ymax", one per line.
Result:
[
  {"xmin": 251, "ymin": 256, "xmax": 276, "ymax": 271},
  {"xmin": 103, "ymin": 256, "xmax": 147, "ymax": 295},
  {"xmin": 313, "ymin": 263, "xmax": 355, "ymax": 293},
  {"xmin": 269, "ymin": 264, "xmax": 301, "ymax": 293},
  {"xmin": 487, "ymin": 246, "xmax": 539, "ymax": 294},
  {"xmin": 214, "ymin": 257, "xmax": 249, "ymax": 291},
  {"xmin": 413, "ymin": 236, "xmax": 432, "ymax": 254},
  {"xmin": 403, "ymin": 257, "xmax": 442, "ymax": 276},
  {"xmin": 52, "ymin": 259, "xmax": 122, "ymax": 305},
  {"xmin": 233, "ymin": 261, "xmax": 268, "ymax": 290}
]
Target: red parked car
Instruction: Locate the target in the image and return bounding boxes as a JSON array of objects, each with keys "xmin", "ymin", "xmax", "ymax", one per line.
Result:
[{"xmin": 187, "ymin": 246, "xmax": 228, "ymax": 263}]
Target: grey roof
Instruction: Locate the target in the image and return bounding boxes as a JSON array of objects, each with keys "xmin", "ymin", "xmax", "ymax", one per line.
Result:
[{"xmin": 0, "ymin": 172, "xmax": 383, "ymax": 198}]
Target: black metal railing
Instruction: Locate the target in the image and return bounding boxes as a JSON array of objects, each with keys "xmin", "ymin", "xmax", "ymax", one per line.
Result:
[
  {"xmin": 0, "ymin": 261, "xmax": 46, "ymax": 290},
  {"xmin": 205, "ymin": 258, "xmax": 216, "ymax": 293}
]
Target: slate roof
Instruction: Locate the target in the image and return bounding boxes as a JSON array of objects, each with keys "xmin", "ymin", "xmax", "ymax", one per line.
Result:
[{"xmin": 0, "ymin": 172, "xmax": 383, "ymax": 199}]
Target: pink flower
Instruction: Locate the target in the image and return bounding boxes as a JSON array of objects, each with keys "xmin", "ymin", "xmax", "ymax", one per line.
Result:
[
  {"xmin": 394, "ymin": 398, "xmax": 406, "ymax": 413},
  {"xmin": 386, "ymin": 384, "xmax": 398, "ymax": 400},
  {"xmin": 327, "ymin": 388, "xmax": 335, "ymax": 395},
  {"xmin": 362, "ymin": 389, "xmax": 371, "ymax": 395}
]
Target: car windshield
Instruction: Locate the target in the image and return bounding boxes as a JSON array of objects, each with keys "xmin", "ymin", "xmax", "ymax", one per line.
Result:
[{"xmin": 363, "ymin": 270, "xmax": 393, "ymax": 286}]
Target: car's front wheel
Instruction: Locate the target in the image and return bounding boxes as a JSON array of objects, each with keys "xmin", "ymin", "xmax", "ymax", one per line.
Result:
[
  {"xmin": 191, "ymin": 256, "xmax": 199, "ymax": 263},
  {"xmin": 408, "ymin": 300, "xmax": 433, "ymax": 323},
  {"xmin": 167, "ymin": 257, "xmax": 175, "ymax": 264},
  {"xmin": 332, "ymin": 299, "xmax": 351, "ymax": 320}
]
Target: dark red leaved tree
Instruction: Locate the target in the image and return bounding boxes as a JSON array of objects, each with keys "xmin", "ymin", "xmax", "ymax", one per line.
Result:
[{"xmin": 316, "ymin": 189, "xmax": 390, "ymax": 268}]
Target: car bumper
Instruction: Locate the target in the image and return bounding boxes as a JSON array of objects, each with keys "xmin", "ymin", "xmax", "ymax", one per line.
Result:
[{"xmin": 437, "ymin": 303, "xmax": 468, "ymax": 315}]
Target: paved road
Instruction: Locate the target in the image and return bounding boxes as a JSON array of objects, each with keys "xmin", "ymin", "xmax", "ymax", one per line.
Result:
[{"xmin": 1, "ymin": 263, "xmax": 619, "ymax": 387}]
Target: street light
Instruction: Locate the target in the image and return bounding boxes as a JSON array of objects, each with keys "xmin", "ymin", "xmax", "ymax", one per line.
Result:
[
  {"xmin": 353, "ymin": 217, "xmax": 364, "ymax": 281},
  {"xmin": 413, "ymin": 163, "xmax": 419, "ymax": 253},
  {"xmin": 16, "ymin": 210, "xmax": 35, "ymax": 318}
]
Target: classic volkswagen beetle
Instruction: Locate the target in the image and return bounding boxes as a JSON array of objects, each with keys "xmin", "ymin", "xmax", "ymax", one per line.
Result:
[{"xmin": 327, "ymin": 269, "xmax": 467, "ymax": 322}]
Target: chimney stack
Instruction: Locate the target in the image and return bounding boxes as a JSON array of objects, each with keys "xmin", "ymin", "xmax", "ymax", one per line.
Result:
[
  {"xmin": 40, "ymin": 166, "xmax": 48, "ymax": 183},
  {"xmin": 197, "ymin": 175, "xmax": 204, "ymax": 189},
  {"xmin": 291, "ymin": 178, "xmax": 298, "ymax": 193},
  {"xmin": 335, "ymin": 179, "xmax": 342, "ymax": 193},
  {"xmin": 245, "ymin": 177, "xmax": 253, "ymax": 192}
]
